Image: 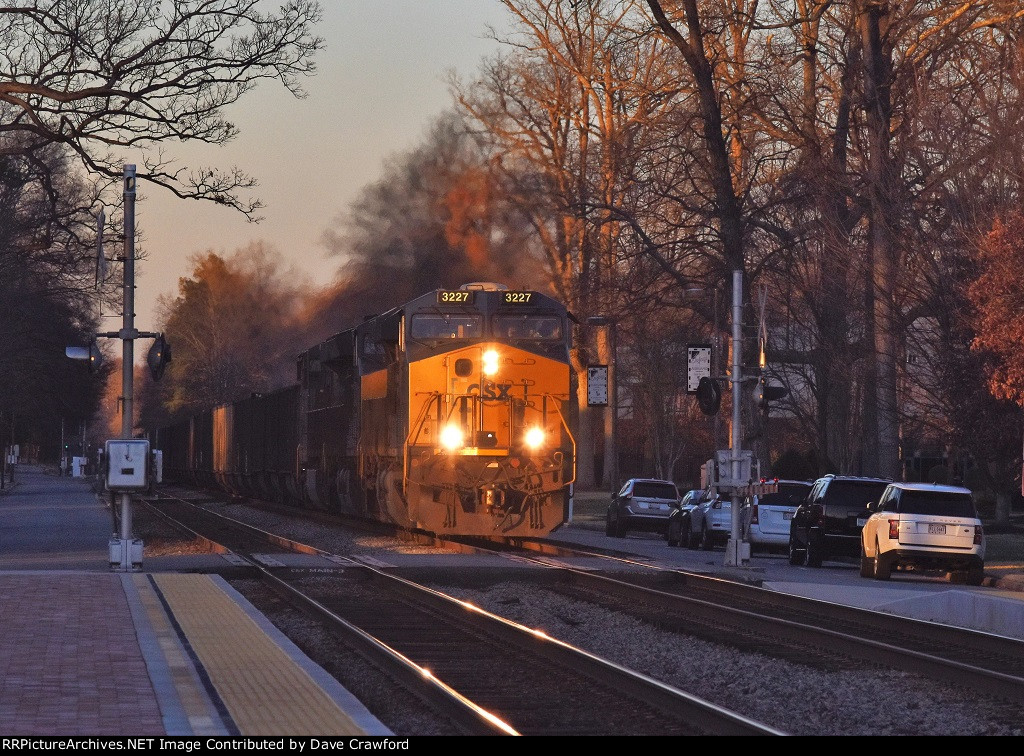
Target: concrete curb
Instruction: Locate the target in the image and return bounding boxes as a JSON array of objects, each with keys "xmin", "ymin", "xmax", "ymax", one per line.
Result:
[{"xmin": 991, "ymin": 573, "xmax": 1024, "ymax": 592}]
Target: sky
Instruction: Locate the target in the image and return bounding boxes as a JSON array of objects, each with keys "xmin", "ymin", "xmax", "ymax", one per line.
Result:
[{"xmin": 121, "ymin": 2, "xmax": 511, "ymax": 336}]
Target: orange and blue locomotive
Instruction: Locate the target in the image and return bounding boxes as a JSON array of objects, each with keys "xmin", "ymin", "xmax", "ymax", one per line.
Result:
[{"xmin": 155, "ymin": 283, "xmax": 577, "ymax": 538}]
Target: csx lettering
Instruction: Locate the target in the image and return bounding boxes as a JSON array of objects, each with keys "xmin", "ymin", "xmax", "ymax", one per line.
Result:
[{"xmin": 468, "ymin": 381, "xmax": 512, "ymax": 399}]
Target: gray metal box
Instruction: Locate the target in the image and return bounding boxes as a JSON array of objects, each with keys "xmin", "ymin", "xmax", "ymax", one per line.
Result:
[{"xmin": 105, "ymin": 439, "xmax": 150, "ymax": 490}]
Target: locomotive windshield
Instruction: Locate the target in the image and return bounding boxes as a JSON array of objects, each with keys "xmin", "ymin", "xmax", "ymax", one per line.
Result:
[
  {"xmin": 411, "ymin": 313, "xmax": 483, "ymax": 339},
  {"xmin": 493, "ymin": 315, "xmax": 563, "ymax": 340}
]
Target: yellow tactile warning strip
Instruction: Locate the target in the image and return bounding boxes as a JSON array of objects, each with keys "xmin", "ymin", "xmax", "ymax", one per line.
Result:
[
  {"xmin": 148, "ymin": 573, "xmax": 372, "ymax": 736},
  {"xmin": 128, "ymin": 574, "xmax": 228, "ymax": 735}
]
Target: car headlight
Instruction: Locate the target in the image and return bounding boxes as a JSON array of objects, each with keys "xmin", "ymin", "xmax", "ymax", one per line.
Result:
[{"xmin": 440, "ymin": 424, "xmax": 465, "ymax": 450}]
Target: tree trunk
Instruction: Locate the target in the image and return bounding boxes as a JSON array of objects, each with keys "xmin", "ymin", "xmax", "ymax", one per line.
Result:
[
  {"xmin": 571, "ymin": 348, "xmax": 598, "ymax": 490},
  {"xmin": 860, "ymin": 1, "xmax": 900, "ymax": 479}
]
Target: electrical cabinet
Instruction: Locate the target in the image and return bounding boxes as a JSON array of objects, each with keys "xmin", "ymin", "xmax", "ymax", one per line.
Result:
[{"xmin": 104, "ymin": 439, "xmax": 150, "ymax": 490}]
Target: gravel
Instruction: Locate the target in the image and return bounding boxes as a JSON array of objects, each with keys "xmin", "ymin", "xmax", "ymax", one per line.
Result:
[{"xmin": 149, "ymin": 495, "xmax": 1024, "ymax": 736}]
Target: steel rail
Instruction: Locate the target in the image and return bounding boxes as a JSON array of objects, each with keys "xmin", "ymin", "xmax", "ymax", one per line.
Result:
[
  {"xmin": 143, "ymin": 491, "xmax": 785, "ymax": 736},
  {"xmin": 458, "ymin": 537, "xmax": 1024, "ymax": 705}
]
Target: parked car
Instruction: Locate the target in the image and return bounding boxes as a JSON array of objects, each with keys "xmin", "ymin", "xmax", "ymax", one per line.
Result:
[
  {"xmin": 666, "ymin": 488, "xmax": 703, "ymax": 547},
  {"xmin": 859, "ymin": 482, "xmax": 985, "ymax": 584},
  {"xmin": 789, "ymin": 474, "xmax": 891, "ymax": 567},
  {"xmin": 605, "ymin": 478, "xmax": 680, "ymax": 538},
  {"xmin": 689, "ymin": 489, "xmax": 732, "ymax": 550},
  {"xmin": 741, "ymin": 479, "xmax": 814, "ymax": 552}
]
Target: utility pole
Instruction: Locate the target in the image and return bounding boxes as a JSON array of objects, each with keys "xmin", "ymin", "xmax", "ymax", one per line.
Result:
[
  {"xmin": 102, "ymin": 165, "xmax": 149, "ymax": 572},
  {"xmin": 65, "ymin": 165, "xmax": 170, "ymax": 570},
  {"xmin": 114, "ymin": 165, "xmax": 138, "ymax": 569},
  {"xmin": 724, "ymin": 269, "xmax": 751, "ymax": 568}
]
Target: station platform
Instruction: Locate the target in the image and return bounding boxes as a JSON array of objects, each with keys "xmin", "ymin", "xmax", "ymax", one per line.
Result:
[
  {"xmin": 0, "ymin": 571, "xmax": 392, "ymax": 736},
  {"xmin": 0, "ymin": 465, "xmax": 392, "ymax": 737}
]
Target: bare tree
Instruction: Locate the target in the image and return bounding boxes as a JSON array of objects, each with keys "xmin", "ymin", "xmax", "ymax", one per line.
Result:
[
  {"xmin": 455, "ymin": 0, "xmax": 691, "ymax": 488},
  {"xmin": 0, "ymin": 0, "xmax": 323, "ymax": 218}
]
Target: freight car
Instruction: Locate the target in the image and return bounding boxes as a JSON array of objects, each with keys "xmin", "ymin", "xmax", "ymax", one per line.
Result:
[{"xmin": 153, "ymin": 283, "xmax": 577, "ymax": 538}]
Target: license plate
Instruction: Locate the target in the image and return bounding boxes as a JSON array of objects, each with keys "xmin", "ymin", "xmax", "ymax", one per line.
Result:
[
  {"xmin": 783, "ymin": 511, "xmax": 793, "ymax": 520},
  {"xmin": 856, "ymin": 518, "xmax": 867, "ymax": 527},
  {"xmin": 928, "ymin": 523, "xmax": 946, "ymax": 535}
]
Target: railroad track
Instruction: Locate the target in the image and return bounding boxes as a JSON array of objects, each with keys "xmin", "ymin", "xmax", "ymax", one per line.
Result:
[
  {"xmin": 138, "ymin": 491, "xmax": 784, "ymax": 736},
  {"xmin": 141, "ymin": 488, "xmax": 1024, "ymax": 708},
  {"xmin": 454, "ymin": 535, "xmax": 1024, "ymax": 706}
]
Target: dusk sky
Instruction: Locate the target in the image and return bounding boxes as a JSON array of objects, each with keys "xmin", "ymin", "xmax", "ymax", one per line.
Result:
[{"xmin": 122, "ymin": 2, "xmax": 510, "ymax": 336}]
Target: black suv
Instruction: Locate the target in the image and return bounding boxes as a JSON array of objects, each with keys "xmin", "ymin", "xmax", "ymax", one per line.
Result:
[{"xmin": 789, "ymin": 474, "xmax": 890, "ymax": 567}]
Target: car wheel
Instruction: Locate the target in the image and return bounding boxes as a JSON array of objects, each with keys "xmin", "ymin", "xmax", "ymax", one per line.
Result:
[
  {"xmin": 788, "ymin": 534, "xmax": 806, "ymax": 566},
  {"xmin": 872, "ymin": 540, "xmax": 891, "ymax": 580},
  {"xmin": 606, "ymin": 510, "xmax": 625, "ymax": 538},
  {"xmin": 605, "ymin": 511, "xmax": 615, "ymax": 537},
  {"xmin": 666, "ymin": 521, "xmax": 680, "ymax": 547},
  {"xmin": 859, "ymin": 543, "xmax": 874, "ymax": 578},
  {"xmin": 806, "ymin": 536, "xmax": 824, "ymax": 568},
  {"xmin": 613, "ymin": 512, "xmax": 628, "ymax": 538},
  {"xmin": 684, "ymin": 522, "xmax": 699, "ymax": 549},
  {"xmin": 700, "ymin": 524, "xmax": 714, "ymax": 551},
  {"xmin": 965, "ymin": 566, "xmax": 985, "ymax": 586}
]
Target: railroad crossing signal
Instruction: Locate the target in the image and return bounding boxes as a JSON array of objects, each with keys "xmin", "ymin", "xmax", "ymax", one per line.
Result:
[
  {"xmin": 754, "ymin": 375, "xmax": 787, "ymax": 410},
  {"xmin": 696, "ymin": 377, "xmax": 721, "ymax": 416}
]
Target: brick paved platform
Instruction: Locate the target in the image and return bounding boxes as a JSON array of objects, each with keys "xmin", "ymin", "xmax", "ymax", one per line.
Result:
[
  {"xmin": 0, "ymin": 572, "xmax": 392, "ymax": 736},
  {"xmin": 0, "ymin": 465, "xmax": 392, "ymax": 736}
]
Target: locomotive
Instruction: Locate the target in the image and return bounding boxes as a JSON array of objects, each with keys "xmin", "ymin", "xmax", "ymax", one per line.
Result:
[{"xmin": 153, "ymin": 283, "xmax": 577, "ymax": 538}]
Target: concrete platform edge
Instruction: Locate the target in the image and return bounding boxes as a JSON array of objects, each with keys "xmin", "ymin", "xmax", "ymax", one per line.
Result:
[
  {"xmin": 210, "ymin": 575, "xmax": 394, "ymax": 736},
  {"xmin": 120, "ymin": 574, "xmax": 194, "ymax": 735}
]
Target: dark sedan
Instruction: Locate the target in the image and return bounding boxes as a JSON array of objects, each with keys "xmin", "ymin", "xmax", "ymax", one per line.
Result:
[{"xmin": 666, "ymin": 488, "xmax": 704, "ymax": 547}]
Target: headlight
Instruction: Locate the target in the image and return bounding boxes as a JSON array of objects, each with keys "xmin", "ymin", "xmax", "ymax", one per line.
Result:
[
  {"xmin": 440, "ymin": 424, "xmax": 464, "ymax": 450},
  {"xmin": 482, "ymin": 349, "xmax": 499, "ymax": 376},
  {"xmin": 524, "ymin": 427, "xmax": 545, "ymax": 450}
]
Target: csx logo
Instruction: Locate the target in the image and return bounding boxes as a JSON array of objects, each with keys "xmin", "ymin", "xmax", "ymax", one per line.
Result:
[{"xmin": 468, "ymin": 381, "xmax": 512, "ymax": 399}]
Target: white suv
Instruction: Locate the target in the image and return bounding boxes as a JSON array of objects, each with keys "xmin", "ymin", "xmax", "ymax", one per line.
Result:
[
  {"xmin": 859, "ymin": 482, "xmax": 985, "ymax": 584},
  {"xmin": 741, "ymin": 479, "xmax": 813, "ymax": 552}
]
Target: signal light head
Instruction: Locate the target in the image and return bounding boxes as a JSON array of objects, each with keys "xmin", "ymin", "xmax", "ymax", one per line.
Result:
[{"xmin": 147, "ymin": 334, "xmax": 172, "ymax": 381}]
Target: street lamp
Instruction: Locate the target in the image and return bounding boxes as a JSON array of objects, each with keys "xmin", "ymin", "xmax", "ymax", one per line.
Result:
[{"xmin": 587, "ymin": 316, "xmax": 618, "ymax": 494}]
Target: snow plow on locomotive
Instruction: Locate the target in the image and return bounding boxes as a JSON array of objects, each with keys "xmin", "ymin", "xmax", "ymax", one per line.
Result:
[{"xmin": 153, "ymin": 283, "xmax": 577, "ymax": 538}]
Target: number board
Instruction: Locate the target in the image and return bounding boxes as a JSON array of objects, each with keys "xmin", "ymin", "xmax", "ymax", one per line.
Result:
[
  {"xmin": 502, "ymin": 291, "xmax": 534, "ymax": 304},
  {"xmin": 436, "ymin": 290, "xmax": 475, "ymax": 304},
  {"xmin": 587, "ymin": 365, "xmax": 609, "ymax": 406},
  {"xmin": 687, "ymin": 344, "xmax": 713, "ymax": 393}
]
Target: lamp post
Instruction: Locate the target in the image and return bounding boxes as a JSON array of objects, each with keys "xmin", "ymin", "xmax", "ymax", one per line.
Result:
[{"xmin": 587, "ymin": 316, "xmax": 618, "ymax": 494}]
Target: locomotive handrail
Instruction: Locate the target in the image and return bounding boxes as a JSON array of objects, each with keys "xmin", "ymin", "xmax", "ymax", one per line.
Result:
[{"xmin": 549, "ymin": 398, "xmax": 577, "ymax": 487}]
